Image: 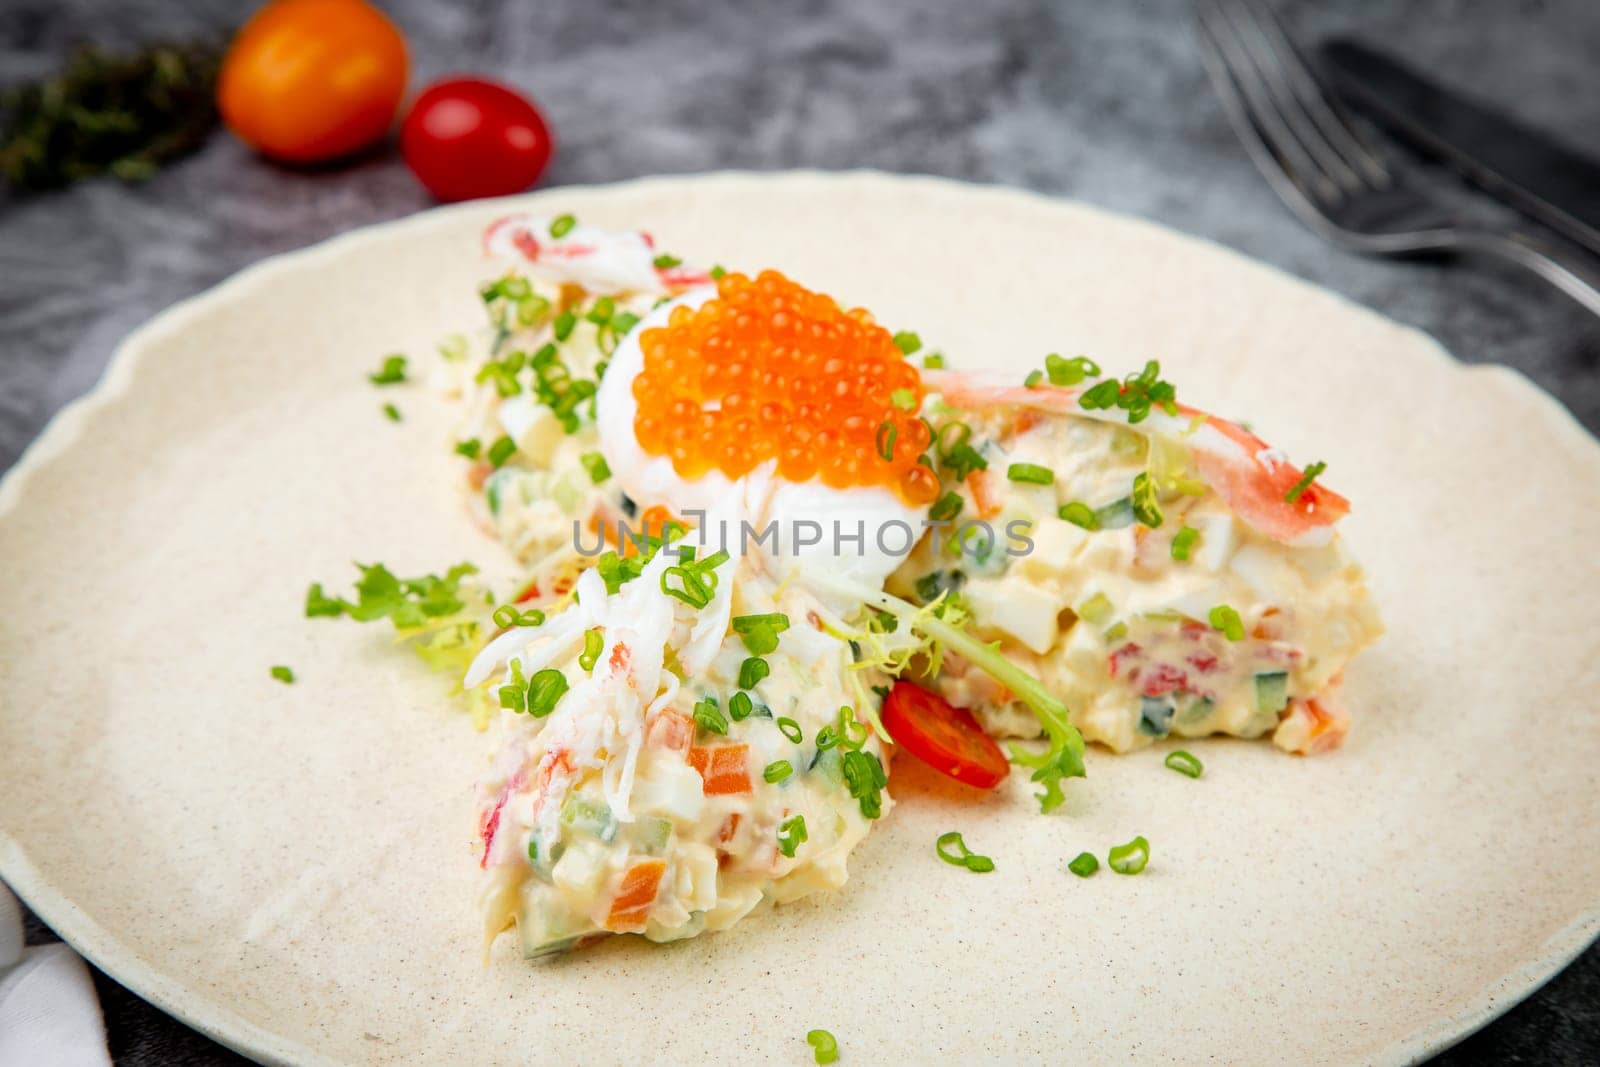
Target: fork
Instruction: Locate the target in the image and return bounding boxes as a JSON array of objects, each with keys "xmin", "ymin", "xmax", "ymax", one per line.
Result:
[{"xmin": 1196, "ymin": 0, "xmax": 1600, "ymax": 317}]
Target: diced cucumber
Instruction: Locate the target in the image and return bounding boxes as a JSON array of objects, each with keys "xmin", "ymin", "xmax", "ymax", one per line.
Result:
[
  {"xmin": 1177, "ymin": 694, "xmax": 1215, "ymax": 725},
  {"xmin": 485, "ymin": 467, "xmax": 515, "ymax": 516},
  {"xmin": 525, "ymin": 832, "xmax": 563, "ymax": 881},
  {"xmin": 809, "ymin": 745, "xmax": 844, "ymax": 785},
  {"xmin": 551, "ymin": 473, "xmax": 581, "ymax": 514},
  {"xmin": 560, "ymin": 793, "xmax": 618, "ymax": 843},
  {"xmin": 1094, "ymin": 497, "xmax": 1136, "ymax": 529},
  {"xmin": 637, "ymin": 815, "xmax": 674, "ymax": 855},
  {"xmin": 1138, "ymin": 695, "xmax": 1176, "ymax": 737},
  {"xmin": 1075, "ymin": 592, "xmax": 1113, "ymax": 625},
  {"xmin": 1254, "ymin": 671, "xmax": 1290, "ymax": 715}
]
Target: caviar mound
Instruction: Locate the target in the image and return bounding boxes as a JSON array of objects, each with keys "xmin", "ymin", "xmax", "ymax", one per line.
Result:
[{"xmin": 632, "ymin": 270, "xmax": 939, "ymax": 505}]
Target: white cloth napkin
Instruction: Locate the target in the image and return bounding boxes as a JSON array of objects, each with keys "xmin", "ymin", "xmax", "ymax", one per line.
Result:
[{"xmin": 0, "ymin": 883, "xmax": 111, "ymax": 1067}]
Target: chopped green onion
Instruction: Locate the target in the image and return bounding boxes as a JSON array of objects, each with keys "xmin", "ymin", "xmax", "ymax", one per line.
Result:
[
  {"xmin": 585, "ymin": 296, "xmax": 615, "ymax": 325},
  {"xmin": 935, "ymin": 831, "xmax": 995, "ymax": 873},
  {"xmin": 580, "ymin": 451, "xmax": 611, "ymax": 484},
  {"xmin": 1024, "ymin": 369, "xmax": 1043, "ymax": 388},
  {"xmin": 805, "ymin": 1029, "xmax": 839, "ymax": 1065},
  {"xmin": 368, "ymin": 354, "xmax": 407, "ymax": 385},
  {"xmin": 1131, "ymin": 471, "xmax": 1163, "ymax": 528},
  {"xmin": 652, "ymin": 253, "xmax": 682, "ymax": 269},
  {"xmin": 891, "ymin": 331, "xmax": 921, "ymax": 355},
  {"xmin": 1284, "ymin": 460, "xmax": 1327, "ymax": 503},
  {"xmin": 526, "ymin": 669, "xmax": 568, "ymax": 717},
  {"xmin": 454, "ymin": 438, "xmax": 482, "ymax": 460},
  {"xmin": 693, "ymin": 696, "xmax": 728, "ymax": 735},
  {"xmin": 728, "ymin": 691, "xmax": 754, "ymax": 721},
  {"xmin": 928, "ymin": 491, "xmax": 964, "ymax": 523},
  {"xmin": 890, "ymin": 388, "xmax": 917, "ymax": 411},
  {"xmin": 552, "ymin": 310, "xmax": 576, "ymax": 341},
  {"xmin": 1007, "ymin": 462, "xmax": 1054, "ymax": 485},
  {"xmin": 738, "ymin": 656, "xmax": 769, "ymax": 689},
  {"xmin": 841, "ymin": 749, "xmax": 888, "ymax": 818},
  {"xmin": 777, "ymin": 813, "xmax": 808, "ymax": 858},
  {"xmin": 875, "ymin": 421, "xmax": 898, "ymax": 461},
  {"xmin": 549, "ymin": 214, "xmax": 576, "ymax": 238},
  {"xmin": 1108, "ymin": 835, "xmax": 1150, "ymax": 875},
  {"xmin": 731, "ymin": 612, "xmax": 789, "ymax": 655},
  {"xmin": 1045, "ymin": 353, "xmax": 1100, "ymax": 386},
  {"xmin": 709, "ymin": 264, "xmax": 726, "ymax": 280},
  {"xmin": 382, "ymin": 402, "xmax": 401, "ymax": 422},
  {"xmin": 437, "ymin": 333, "xmax": 468, "ymax": 361},
  {"xmin": 487, "ymin": 435, "xmax": 516, "ymax": 469},
  {"xmin": 270, "ymin": 665, "xmax": 294, "ymax": 684},
  {"xmin": 492, "ymin": 604, "xmax": 545, "ymax": 629},
  {"xmin": 763, "ymin": 759, "xmax": 793, "ymax": 783},
  {"xmin": 1059, "ymin": 501, "xmax": 1100, "ymax": 530},
  {"xmin": 922, "ymin": 352, "xmax": 945, "ymax": 369},
  {"xmin": 1208, "ymin": 604, "xmax": 1245, "ymax": 642},
  {"xmin": 1068, "ymin": 851, "xmax": 1099, "ymax": 877},
  {"xmin": 579, "ymin": 628, "xmax": 604, "ymax": 672},
  {"xmin": 776, "ymin": 716, "xmax": 803, "ymax": 744},
  {"xmin": 1165, "ymin": 750, "xmax": 1203, "ymax": 778},
  {"xmin": 1171, "ymin": 525, "xmax": 1200, "ymax": 561}
]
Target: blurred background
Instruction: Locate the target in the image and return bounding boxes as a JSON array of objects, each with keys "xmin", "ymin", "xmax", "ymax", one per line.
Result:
[{"xmin": 2, "ymin": 0, "xmax": 1597, "ymax": 1062}]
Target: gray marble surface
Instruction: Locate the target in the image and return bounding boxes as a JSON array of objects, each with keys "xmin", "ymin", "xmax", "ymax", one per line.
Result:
[{"xmin": 3, "ymin": 0, "xmax": 1597, "ymax": 1062}]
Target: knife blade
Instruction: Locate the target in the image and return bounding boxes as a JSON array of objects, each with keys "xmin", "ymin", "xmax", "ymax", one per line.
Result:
[{"xmin": 1317, "ymin": 37, "xmax": 1600, "ymax": 258}]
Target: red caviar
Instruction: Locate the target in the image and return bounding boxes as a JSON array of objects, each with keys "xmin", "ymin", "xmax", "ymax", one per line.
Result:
[{"xmin": 633, "ymin": 270, "xmax": 938, "ymax": 505}]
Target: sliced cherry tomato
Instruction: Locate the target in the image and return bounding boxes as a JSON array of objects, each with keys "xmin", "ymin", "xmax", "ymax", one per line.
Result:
[
  {"xmin": 400, "ymin": 77, "xmax": 553, "ymax": 202},
  {"xmin": 881, "ymin": 681, "xmax": 1009, "ymax": 789},
  {"xmin": 218, "ymin": 0, "xmax": 408, "ymax": 163}
]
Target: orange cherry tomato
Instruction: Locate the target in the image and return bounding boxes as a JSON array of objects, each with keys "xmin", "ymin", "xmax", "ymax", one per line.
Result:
[
  {"xmin": 218, "ymin": 0, "xmax": 408, "ymax": 163},
  {"xmin": 881, "ymin": 680, "xmax": 1010, "ymax": 790}
]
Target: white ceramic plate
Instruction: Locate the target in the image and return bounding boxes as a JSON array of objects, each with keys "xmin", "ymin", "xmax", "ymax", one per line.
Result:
[{"xmin": 2, "ymin": 173, "xmax": 1597, "ymax": 1066}]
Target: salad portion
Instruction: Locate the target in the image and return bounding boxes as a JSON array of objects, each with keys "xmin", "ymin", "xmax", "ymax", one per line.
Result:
[{"xmin": 313, "ymin": 211, "xmax": 1380, "ymax": 958}]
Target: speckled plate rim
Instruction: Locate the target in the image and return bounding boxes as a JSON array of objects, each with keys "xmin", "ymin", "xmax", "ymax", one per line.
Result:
[{"xmin": 2, "ymin": 170, "xmax": 1597, "ymax": 1066}]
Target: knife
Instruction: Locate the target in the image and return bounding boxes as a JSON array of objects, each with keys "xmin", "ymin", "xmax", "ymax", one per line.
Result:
[{"xmin": 1317, "ymin": 37, "xmax": 1600, "ymax": 259}]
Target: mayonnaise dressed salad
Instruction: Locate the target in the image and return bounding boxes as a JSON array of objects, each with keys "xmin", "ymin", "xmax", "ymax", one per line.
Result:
[{"xmin": 308, "ymin": 212, "xmax": 1381, "ymax": 959}]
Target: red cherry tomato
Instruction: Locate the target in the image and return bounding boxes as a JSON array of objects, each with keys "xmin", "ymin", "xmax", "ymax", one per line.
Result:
[
  {"xmin": 400, "ymin": 77, "xmax": 553, "ymax": 202},
  {"xmin": 881, "ymin": 681, "xmax": 1009, "ymax": 790}
]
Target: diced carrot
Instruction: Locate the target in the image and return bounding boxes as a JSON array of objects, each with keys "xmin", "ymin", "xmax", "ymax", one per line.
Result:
[
  {"xmin": 717, "ymin": 813, "xmax": 741, "ymax": 846},
  {"xmin": 968, "ymin": 468, "xmax": 1001, "ymax": 519},
  {"xmin": 605, "ymin": 858, "xmax": 667, "ymax": 932},
  {"xmin": 513, "ymin": 578, "xmax": 541, "ymax": 603},
  {"xmin": 467, "ymin": 461, "xmax": 492, "ymax": 491},
  {"xmin": 1013, "ymin": 409, "xmax": 1042, "ymax": 436},
  {"xmin": 648, "ymin": 710, "xmax": 694, "ymax": 755},
  {"xmin": 687, "ymin": 744, "xmax": 752, "ymax": 795}
]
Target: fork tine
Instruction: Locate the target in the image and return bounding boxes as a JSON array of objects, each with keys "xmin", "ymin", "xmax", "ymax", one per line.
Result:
[
  {"xmin": 1196, "ymin": 0, "xmax": 1341, "ymax": 206},
  {"xmin": 1216, "ymin": 0, "xmax": 1366, "ymax": 194},
  {"xmin": 1234, "ymin": 0, "xmax": 1391, "ymax": 186}
]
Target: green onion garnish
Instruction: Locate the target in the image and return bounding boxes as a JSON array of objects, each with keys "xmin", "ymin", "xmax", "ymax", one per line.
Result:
[
  {"xmin": 1007, "ymin": 462, "xmax": 1054, "ymax": 485},
  {"xmin": 875, "ymin": 420, "xmax": 898, "ymax": 461},
  {"xmin": 270, "ymin": 665, "xmax": 294, "ymax": 684},
  {"xmin": 382, "ymin": 403, "xmax": 401, "ymax": 422},
  {"xmin": 454, "ymin": 438, "xmax": 482, "ymax": 460},
  {"xmin": 1108, "ymin": 835, "xmax": 1150, "ymax": 875},
  {"xmin": 585, "ymin": 296, "xmax": 615, "ymax": 325},
  {"xmin": 652, "ymin": 253, "xmax": 682, "ymax": 269},
  {"xmin": 1067, "ymin": 851, "xmax": 1099, "ymax": 877},
  {"xmin": 1208, "ymin": 604, "xmax": 1245, "ymax": 642},
  {"xmin": 709, "ymin": 264, "xmax": 726, "ymax": 280},
  {"xmin": 368, "ymin": 354, "xmax": 407, "ymax": 385},
  {"xmin": 841, "ymin": 749, "xmax": 888, "ymax": 818},
  {"xmin": 549, "ymin": 214, "xmax": 576, "ymax": 238},
  {"xmin": 1059, "ymin": 502, "xmax": 1100, "ymax": 530},
  {"xmin": 525, "ymin": 668, "xmax": 568, "ymax": 717},
  {"xmin": 1078, "ymin": 359, "xmax": 1177, "ymax": 424},
  {"xmin": 928, "ymin": 490, "xmax": 963, "ymax": 523},
  {"xmin": 738, "ymin": 656, "xmax": 769, "ymax": 689},
  {"xmin": 777, "ymin": 813, "xmax": 808, "ymax": 858},
  {"xmin": 891, "ymin": 331, "xmax": 921, "ymax": 355},
  {"xmin": 579, "ymin": 628, "xmax": 603, "ymax": 672},
  {"xmin": 1165, "ymin": 750, "xmax": 1203, "ymax": 778},
  {"xmin": 487, "ymin": 435, "xmax": 516, "ymax": 469},
  {"xmin": 728, "ymin": 691, "xmax": 754, "ymax": 721},
  {"xmin": 805, "ymin": 1029, "xmax": 839, "ymax": 1065},
  {"xmin": 1284, "ymin": 460, "xmax": 1327, "ymax": 504},
  {"xmin": 492, "ymin": 604, "xmax": 545, "ymax": 629},
  {"xmin": 1171, "ymin": 525, "xmax": 1199, "ymax": 561},
  {"xmin": 763, "ymin": 760, "xmax": 793, "ymax": 783},
  {"xmin": 580, "ymin": 451, "xmax": 611, "ymax": 484},
  {"xmin": 922, "ymin": 353, "xmax": 945, "ymax": 369},
  {"xmin": 1045, "ymin": 353, "xmax": 1100, "ymax": 386},
  {"xmin": 777, "ymin": 716, "xmax": 803, "ymax": 743},
  {"xmin": 731, "ymin": 612, "xmax": 789, "ymax": 655},
  {"xmin": 552, "ymin": 310, "xmax": 576, "ymax": 342},
  {"xmin": 1131, "ymin": 471, "xmax": 1163, "ymax": 528},
  {"xmin": 935, "ymin": 831, "xmax": 996, "ymax": 873},
  {"xmin": 890, "ymin": 388, "xmax": 917, "ymax": 411},
  {"xmin": 693, "ymin": 695, "xmax": 728, "ymax": 735},
  {"xmin": 1024, "ymin": 369, "xmax": 1043, "ymax": 388}
]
